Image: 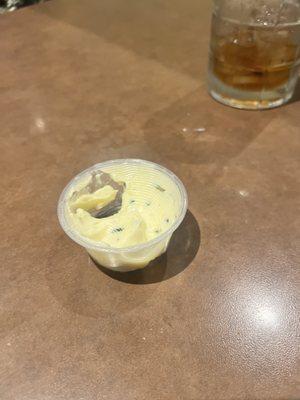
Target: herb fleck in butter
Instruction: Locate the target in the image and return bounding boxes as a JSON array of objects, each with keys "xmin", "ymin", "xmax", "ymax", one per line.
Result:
[
  {"xmin": 154, "ymin": 184, "xmax": 165, "ymax": 192},
  {"xmin": 112, "ymin": 227, "xmax": 124, "ymax": 233}
]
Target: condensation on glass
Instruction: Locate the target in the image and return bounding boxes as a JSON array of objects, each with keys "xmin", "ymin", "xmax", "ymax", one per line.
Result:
[{"xmin": 208, "ymin": 0, "xmax": 300, "ymax": 109}]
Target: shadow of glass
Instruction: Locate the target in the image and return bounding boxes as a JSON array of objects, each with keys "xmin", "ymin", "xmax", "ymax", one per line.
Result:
[
  {"xmin": 143, "ymin": 88, "xmax": 274, "ymax": 167},
  {"xmin": 92, "ymin": 209, "xmax": 200, "ymax": 284}
]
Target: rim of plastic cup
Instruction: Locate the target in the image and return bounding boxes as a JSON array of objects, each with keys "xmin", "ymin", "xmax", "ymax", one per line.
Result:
[{"xmin": 57, "ymin": 159, "xmax": 188, "ymax": 254}]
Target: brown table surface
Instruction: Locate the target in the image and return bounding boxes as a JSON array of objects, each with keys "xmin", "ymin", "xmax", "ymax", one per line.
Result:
[{"xmin": 1, "ymin": 1, "xmax": 300, "ymax": 399}]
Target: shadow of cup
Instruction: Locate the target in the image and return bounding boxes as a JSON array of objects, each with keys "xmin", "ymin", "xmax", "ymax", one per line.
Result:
[{"xmin": 93, "ymin": 209, "xmax": 200, "ymax": 284}]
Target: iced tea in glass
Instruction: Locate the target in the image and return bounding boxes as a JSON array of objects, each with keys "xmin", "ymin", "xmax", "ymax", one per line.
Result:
[{"xmin": 208, "ymin": 0, "xmax": 300, "ymax": 109}]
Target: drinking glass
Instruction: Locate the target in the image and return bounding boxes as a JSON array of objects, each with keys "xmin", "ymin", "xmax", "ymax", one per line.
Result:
[{"xmin": 208, "ymin": 0, "xmax": 300, "ymax": 109}]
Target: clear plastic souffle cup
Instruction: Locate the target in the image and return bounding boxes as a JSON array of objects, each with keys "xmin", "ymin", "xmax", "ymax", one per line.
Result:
[{"xmin": 57, "ymin": 159, "xmax": 188, "ymax": 272}]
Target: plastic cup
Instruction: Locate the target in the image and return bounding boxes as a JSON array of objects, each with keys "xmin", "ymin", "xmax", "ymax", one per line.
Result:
[{"xmin": 57, "ymin": 159, "xmax": 188, "ymax": 272}]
